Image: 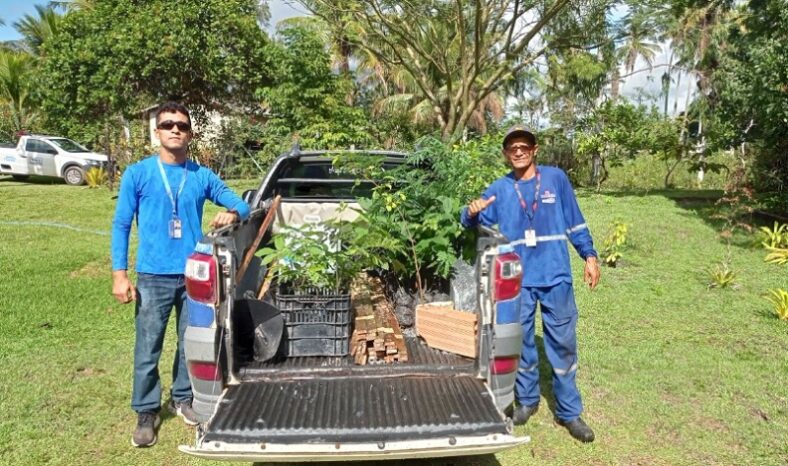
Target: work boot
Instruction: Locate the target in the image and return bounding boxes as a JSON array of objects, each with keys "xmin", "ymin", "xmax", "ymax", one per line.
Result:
[
  {"xmin": 168, "ymin": 399, "xmax": 199, "ymax": 426},
  {"xmin": 556, "ymin": 416, "xmax": 595, "ymax": 443},
  {"xmin": 131, "ymin": 412, "xmax": 161, "ymax": 447},
  {"xmin": 512, "ymin": 404, "xmax": 539, "ymax": 426}
]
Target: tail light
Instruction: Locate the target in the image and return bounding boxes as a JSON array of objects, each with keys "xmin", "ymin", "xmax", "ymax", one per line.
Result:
[
  {"xmin": 185, "ymin": 252, "xmax": 217, "ymax": 304},
  {"xmin": 189, "ymin": 361, "xmax": 222, "ymax": 381},
  {"xmin": 491, "ymin": 356, "xmax": 518, "ymax": 375},
  {"xmin": 494, "ymin": 251, "xmax": 522, "ymax": 301}
]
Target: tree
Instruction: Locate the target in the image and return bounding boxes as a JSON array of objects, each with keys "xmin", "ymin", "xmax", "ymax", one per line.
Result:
[
  {"xmin": 256, "ymin": 25, "xmax": 373, "ymax": 158},
  {"xmin": 13, "ymin": 5, "xmax": 63, "ymax": 56},
  {"xmin": 48, "ymin": 1, "xmax": 96, "ymax": 11},
  {"xmin": 298, "ymin": 0, "xmax": 574, "ymax": 142},
  {"xmin": 0, "ymin": 51, "xmax": 38, "ymax": 138},
  {"xmin": 575, "ymin": 100, "xmax": 657, "ymax": 187},
  {"xmin": 38, "ymin": 0, "xmax": 273, "ymax": 146},
  {"xmin": 611, "ymin": 7, "xmax": 662, "ymax": 101},
  {"xmin": 711, "ymin": 0, "xmax": 788, "ymax": 196}
]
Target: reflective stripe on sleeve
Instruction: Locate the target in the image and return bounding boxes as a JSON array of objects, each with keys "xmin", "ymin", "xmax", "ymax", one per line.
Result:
[{"xmin": 566, "ymin": 223, "xmax": 588, "ymax": 234}]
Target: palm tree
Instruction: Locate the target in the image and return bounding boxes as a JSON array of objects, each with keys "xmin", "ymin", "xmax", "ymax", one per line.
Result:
[
  {"xmin": 372, "ymin": 68, "xmax": 505, "ymax": 137},
  {"xmin": 13, "ymin": 5, "xmax": 62, "ymax": 56},
  {"xmin": 48, "ymin": 1, "xmax": 94, "ymax": 12},
  {"xmin": 610, "ymin": 10, "xmax": 662, "ymax": 101},
  {"xmin": 0, "ymin": 50, "xmax": 38, "ymax": 134}
]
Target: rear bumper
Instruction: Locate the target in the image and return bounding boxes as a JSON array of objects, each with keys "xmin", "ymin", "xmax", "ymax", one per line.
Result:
[{"xmin": 179, "ymin": 433, "xmax": 529, "ymax": 462}]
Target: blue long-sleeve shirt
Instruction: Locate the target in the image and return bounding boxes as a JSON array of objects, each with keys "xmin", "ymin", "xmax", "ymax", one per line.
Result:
[
  {"xmin": 461, "ymin": 166, "xmax": 596, "ymax": 287},
  {"xmin": 111, "ymin": 155, "xmax": 250, "ymax": 274}
]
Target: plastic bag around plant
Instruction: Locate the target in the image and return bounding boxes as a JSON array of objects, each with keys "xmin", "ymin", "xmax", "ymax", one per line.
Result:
[{"xmin": 450, "ymin": 259, "xmax": 477, "ymax": 313}]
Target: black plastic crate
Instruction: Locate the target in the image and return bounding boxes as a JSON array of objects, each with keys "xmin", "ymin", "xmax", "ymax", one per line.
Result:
[{"xmin": 275, "ymin": 286, "xmax": 352, "ymax": 357}]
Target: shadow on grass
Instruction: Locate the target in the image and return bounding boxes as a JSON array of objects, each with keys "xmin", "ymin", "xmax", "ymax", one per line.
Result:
[
  {"xmin": 580, "ymin": 188, "xmax": 785, "ymax": 249},
  {"xmin": 0, "ymin": 174, "xmax": 66, "ymax": 186},
  {"xmin": 256, "ymin": 455, "xmax": 502, "ymax": 466}
]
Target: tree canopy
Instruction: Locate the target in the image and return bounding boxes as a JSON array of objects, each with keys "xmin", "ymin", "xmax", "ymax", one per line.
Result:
[
  {"xmin": 0, "ymin": 0, "xmax": 784, "ymax": 206},
  {"xmin": 38, "ymin": 0, "xmax": 273, "ymax": 143}
]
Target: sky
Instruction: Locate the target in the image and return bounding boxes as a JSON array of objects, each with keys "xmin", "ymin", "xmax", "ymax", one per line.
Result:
[
  {"xmin": 0, "ymin": 0, "xmax": 40, "ymax": 40},
  {"xmin": 0, "ymin": 1, "xmax": 685, "ymax": 115}
]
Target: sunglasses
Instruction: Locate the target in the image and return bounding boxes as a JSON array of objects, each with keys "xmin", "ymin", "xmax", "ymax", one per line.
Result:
[
  {"xmin": 506, "ymin": 144, "xmax": 535, "ymax": 154},
  {"xmin": 157, "ymin": 120, "xmax": 191, "ymax": 132}
]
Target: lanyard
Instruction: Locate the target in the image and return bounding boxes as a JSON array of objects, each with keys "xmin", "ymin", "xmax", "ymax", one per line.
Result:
[
  {"xmin": 157, "ymin": 157, "xmax": 188, "ymax": 217},
  {"xmin": 513, "ymin": 169, "xmax": 540, "ymax": 221}
]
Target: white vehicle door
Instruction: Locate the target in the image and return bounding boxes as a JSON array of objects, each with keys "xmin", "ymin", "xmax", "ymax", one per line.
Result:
[
  {"xmin": 24, "ymin": 139, "xmax": 58, "ymax": 177},
  {"xmin": 1, "ymin": 143, "xmax": 28, "ymax": 174}
]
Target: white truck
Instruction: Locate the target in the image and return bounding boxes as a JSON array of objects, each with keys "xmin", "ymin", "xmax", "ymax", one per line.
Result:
[
  {"xmin": 0, "ymin": 134, "xmax": 108, "ymax": 185},
  {"xmin": 179, "ymin": 148, "xmax": 529, "ymax": 462}
]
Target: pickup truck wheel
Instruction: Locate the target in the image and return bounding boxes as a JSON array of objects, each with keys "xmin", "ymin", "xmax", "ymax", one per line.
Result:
[
  {"xmin": 11, "ymin": 174, "xmax": 29, "ymax": 181},
  {"xmin": 64, "ymin": 166, "xmax": 85, "ymax": 186}
]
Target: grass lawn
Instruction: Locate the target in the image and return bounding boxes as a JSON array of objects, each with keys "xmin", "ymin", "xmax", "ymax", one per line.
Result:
[{"xmin": 0, "ymin": 176, "xmax": 785, "ymax": 466}]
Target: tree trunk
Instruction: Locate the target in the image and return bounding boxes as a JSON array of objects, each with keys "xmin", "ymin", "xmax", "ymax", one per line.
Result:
[
  {"xmin": 591, "ymin": 152, "xmax": 602, "ymax": 187},
  {"xmin": 610, "ymin": 68, "xmax": 620, "ymax": 101},
  {"xmin": 338, "ymin": 34, "xmax": 354, "ymax": 106}
]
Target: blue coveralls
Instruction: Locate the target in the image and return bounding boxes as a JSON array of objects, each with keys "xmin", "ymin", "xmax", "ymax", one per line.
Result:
[{"xmin": 461, "ymin": 166, "xmax": 596, "ymax": 422}]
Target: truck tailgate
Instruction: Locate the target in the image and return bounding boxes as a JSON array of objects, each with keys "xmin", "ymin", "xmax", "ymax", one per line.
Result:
[{"xmin": 182, "ymin": 375, "xmax": 528, "ymax": 461}]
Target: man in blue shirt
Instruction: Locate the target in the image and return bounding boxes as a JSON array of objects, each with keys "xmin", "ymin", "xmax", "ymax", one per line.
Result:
[
  {"xmin": 461, "ymin": 125, "xmax": 600, "ymax": 443},
  {"xmin": 111, "ymin": 102, "xmax": 250, "ymax": 447}
]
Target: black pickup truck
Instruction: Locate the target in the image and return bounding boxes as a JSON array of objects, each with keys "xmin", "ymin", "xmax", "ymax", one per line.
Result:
[{"xmin": 179, "ymin": 148, "xmax": 528, "ymax": 461}]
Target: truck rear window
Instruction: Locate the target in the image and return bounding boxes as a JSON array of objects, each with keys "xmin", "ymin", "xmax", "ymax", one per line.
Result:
[{"xmin": 275, "ymin": 160, "xmax": 400, "ymax": 200}]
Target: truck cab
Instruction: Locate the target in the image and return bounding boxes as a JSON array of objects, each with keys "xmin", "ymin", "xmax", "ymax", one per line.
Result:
[
  {"xmin": 179, "ymin": 149, "xmax": 528, "ymax": 461},
  {"xmin": 0, "ymin": 135, "xmax": 108, "ymax": 185}
]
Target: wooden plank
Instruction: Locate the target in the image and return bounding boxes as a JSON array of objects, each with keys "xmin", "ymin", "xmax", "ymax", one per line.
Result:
[{"xmin": 349, "ymin": 273, "xmax": 409, "ymax": 365}]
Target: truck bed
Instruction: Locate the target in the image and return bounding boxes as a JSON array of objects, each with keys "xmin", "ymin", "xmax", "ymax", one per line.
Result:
[{"xmin": 238, "ymin": 337, "xmax": 475, "ymax": 382}]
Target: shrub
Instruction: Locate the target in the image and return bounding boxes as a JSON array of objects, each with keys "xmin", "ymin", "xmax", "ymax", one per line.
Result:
[
  {"xmin": 764, "ymin": 289, "xmax": 788, "ymax": 320},
  {"xmin": 600, "ymin": 220, "xmax": 628, "ymax": 267},
  {"xmin": 759, "ymin": 221, "xmax": 788, "ymax": 249},
  {"xmin": 329, "ymin": 137, "xmax": 508, "ymax": 298},
  {"xmin": 764, "ymin": 247, "xmax": 788, "ymax": 265},
  {"xmin": 85, "ymin": 167, "xmax": 108, "ymax": 189},
  {"xmin": 707, "ymin": 261, "xmax": 737, "ymax": 289},
  {"xmin": 259, "ymin": 213, "xmax": 400, "ymax": 291},
  {"xmin": 758, "ymin": 222, "xmax": 788, "ymax": 265}
]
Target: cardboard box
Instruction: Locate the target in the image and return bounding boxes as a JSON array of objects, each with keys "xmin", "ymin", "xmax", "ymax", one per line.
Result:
[{"xmin": 415, "ymin": 302, "xmax": 478, "ymax": 358}]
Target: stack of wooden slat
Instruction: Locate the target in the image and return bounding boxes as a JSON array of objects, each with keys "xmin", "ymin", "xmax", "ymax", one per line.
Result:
[
  {"xmin": 415, "ymin": 302, "xmax": 478, "ymax": 358},
  {"xmin": 350, "ymin": 277, "xmax": 409, "ymax": 365}
]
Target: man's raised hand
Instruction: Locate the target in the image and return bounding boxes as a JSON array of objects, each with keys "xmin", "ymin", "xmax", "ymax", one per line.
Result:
[{"xmin": 468, "ymin": 196, "xmax": 496, "ymax": 218}]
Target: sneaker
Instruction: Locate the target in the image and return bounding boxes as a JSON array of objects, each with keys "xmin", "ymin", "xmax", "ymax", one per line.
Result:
[
  {"xmin": 131, "ymin": 412, "xmax": 161, "ymax": 447},
  {"xmin": 168, "ymin": 399, "xmax": 199, "ymax": 426},
  {"xmin": 512, "ymin": 404, "xmax": 539, "ymax": 426},
  {"xmin": 556, "ymin": 416, "xmax": 595, "ymax": 443}
]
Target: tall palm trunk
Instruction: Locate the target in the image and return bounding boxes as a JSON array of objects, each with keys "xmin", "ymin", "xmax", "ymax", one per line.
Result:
[{"xmin": 610, "ymin": 68, "xmax": 620, "ymax": 101}]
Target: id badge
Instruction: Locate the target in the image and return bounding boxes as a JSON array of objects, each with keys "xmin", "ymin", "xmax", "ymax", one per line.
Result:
[
  {"xmin": 169, "ymin": 218, "xmax": 182, "ymax": 239},
  {"xmin": 524, "ymin": 229, "xmax": 537, "ymax": 247}
]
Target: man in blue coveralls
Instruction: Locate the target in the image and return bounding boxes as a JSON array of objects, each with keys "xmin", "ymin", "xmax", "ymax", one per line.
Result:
[
  {"xmin": 111, "ymin": 102, "xmax": 250, "ymax": 447},
  {"xmin": 461, "ymin": 125, "xmax": 600, "ymax": 443}
]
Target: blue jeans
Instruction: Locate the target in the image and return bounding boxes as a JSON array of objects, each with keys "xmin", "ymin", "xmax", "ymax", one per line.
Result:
[
  {"xmin": 515, "ymin": 281, "xmax": 583, "ymax": 421},
  {"xmin": 131, "ymin": 273, "xmax": 191, "ymax": 413}
]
